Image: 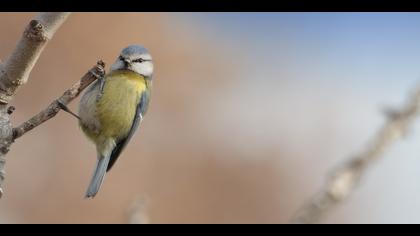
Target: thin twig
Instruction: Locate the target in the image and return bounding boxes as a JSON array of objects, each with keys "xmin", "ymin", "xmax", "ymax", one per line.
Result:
[
  {"xmin": 291, "ymin": 84, "xmax": 420, "ymax": 224},
  {"xmin": 12, "ymin": 61, "xmax": 105, "ymax": 140}
]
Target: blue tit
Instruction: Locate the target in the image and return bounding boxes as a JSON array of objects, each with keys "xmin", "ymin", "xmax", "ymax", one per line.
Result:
[{"xmin": 78, "ymin": 45, "xmax": 153, "ymax": 198}]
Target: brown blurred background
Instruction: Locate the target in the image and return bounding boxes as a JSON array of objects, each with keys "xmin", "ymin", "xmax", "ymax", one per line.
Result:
[{"xmin": 2, "ymin": 13, "xmax": 420, "ymax": 224}]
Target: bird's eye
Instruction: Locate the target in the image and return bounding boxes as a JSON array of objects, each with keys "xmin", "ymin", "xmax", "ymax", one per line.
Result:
[
  {"xmin": 119, "ymin": 56, "xmax": 124, "ymax": 60},
  {"xmin": 132, "ymin": 58, "xmax": 144, "ymax": 63}
]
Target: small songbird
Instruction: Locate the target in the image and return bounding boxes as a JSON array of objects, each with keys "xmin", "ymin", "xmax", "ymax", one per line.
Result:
[{"xmin": 78, "ymin": 45, "xmax": 153, "ymax": 198}]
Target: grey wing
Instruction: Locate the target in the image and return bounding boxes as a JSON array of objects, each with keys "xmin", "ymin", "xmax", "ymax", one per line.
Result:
[
  {"xmin": 78, "ymin": 80, "xmax": 102, "ymax": 134},
  {"xmin": 106, "ymin": 91, "xmax": 150, "ymax": 172}
]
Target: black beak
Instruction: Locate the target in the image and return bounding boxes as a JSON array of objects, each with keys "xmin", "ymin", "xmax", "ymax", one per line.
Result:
[{"xmin": 123, "ymin": 59, "xmax": 130, "ymax": 67}]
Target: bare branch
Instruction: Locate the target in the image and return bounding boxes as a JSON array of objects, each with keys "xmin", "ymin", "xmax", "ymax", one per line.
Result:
[
  {"xmin": 0, "ymin": 12, "xmax": 71, "ymax": 198},
  {"xmin": 0, "ymin": 156, "xmax": 5, "ymax": 198},
  {"xmin": 0, "ymin": 12, "xmax": 70, "ymax": 104},
  {"xmin": 0, "ymin": 12, "xmax": 73, "ymax": 198},
  {"xmin": 12, "ymin": 61, "xmax": 105, "ymax": 140},
  {"xmin": 0, "ymin": 110, "xmax": 12, "ymax": 199},
  {"xmin": 0, "ymin": 61, "xmax": 105, "ymax": 197},
  {"xmin": 291, "ymin": 84, "xmax": 420, "ymax": 224}
]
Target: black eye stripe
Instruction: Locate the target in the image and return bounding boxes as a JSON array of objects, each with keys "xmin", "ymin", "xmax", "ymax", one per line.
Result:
[
  {"xmin": 133, "ymin": 58, "xmax": 152, "ymax": 63},
  {"xmin": 132, "ymin": 58, "xmax": 144, "ymax": 63}
]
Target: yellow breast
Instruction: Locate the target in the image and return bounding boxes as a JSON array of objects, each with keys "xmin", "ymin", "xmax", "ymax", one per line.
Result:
[{"xmin": 96, "ymin": 70, "xmax": 146, "ymax": 142}]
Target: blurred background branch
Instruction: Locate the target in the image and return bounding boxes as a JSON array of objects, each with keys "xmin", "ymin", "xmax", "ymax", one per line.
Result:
[
  {"xmin": 0, "ymin": 13, "xmax": 70, "ymax": 198},
  {"xmin": 291, "ymin": 83, "xmax": 420, "ymax": 224},
  {"xmin": 126, "ymin": 196, "xmax": 150, "ymax": 224}
]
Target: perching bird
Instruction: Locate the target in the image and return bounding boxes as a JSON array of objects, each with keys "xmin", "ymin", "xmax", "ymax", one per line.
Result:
[{"xmin": 78, "ymin": 45, "xmax": 153, "ymax": 198}]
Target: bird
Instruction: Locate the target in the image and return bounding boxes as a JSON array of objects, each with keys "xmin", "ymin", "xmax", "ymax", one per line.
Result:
[{"xmin": 78, "ymin": 45, "xmax": 153, "ymax": 198}]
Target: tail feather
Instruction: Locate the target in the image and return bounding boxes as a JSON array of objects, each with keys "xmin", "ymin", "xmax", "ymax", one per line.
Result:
[{"xmin": 85, "ymin": 154, "xmax": 111, "ymax": 199}]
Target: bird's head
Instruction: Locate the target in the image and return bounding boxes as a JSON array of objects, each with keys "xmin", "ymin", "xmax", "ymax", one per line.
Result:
[{"xmin": 110, "ymin": 45, "xmax": 154, "ymax": 79}]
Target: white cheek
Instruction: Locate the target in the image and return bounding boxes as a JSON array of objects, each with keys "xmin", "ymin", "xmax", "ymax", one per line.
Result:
[{"xmin": 133, "ymin": 62, "xmax": 154, "ymax": 77}]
